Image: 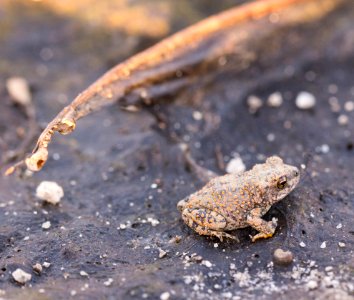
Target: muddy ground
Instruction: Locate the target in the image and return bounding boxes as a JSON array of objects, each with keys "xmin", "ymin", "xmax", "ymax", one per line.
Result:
[{"xmin": 0, "ymin": 1, "xmax": 353, "ymax": 299}]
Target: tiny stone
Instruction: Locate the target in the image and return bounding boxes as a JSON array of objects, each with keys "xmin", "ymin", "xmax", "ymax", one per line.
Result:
[
  {"xmin": 295, "ymin": 91, "xmax": 316, "ymax": 109},
  {"xmin": 158, "ymin": 248, "xmax": 167, "ymax": 259},
  {"xmin": 160, "ymin": 292, "xmax": 170, "ymax": 300},
  {"xmin": 6, "ymin": 77, "xmax": 32, "ymax": 107},
  {"xmin": 247, "ymin": 95, "xmax": 263, "ymax": 113},
  {"xmin": 169, "ymin": 235, "xmax": 181, "ymax": 244},
  {"xmin": 325, "ymin": 266, "xmax": 333, "ymax": 272},
  {"xmin": 336, "ymin": 223, "xmax": 342, "ymax": 229},
  {"xmin": 320, "ymin": 144, "xmax": 330, "ymax": 154},
  {"xmin": 273, "ymin": 248, "xmax": 294, "ymax": 265},
  {"xmin": 103, "ymin": 278, "xmax": 113, "ymax": 286},
  {"xmin": 36, "ymin": 181, "xmax": 64, "ymax": 205},
  {"xmin": 320, "ymin": 241, "xmax": 327, "ymax": 249},
  {"xmin": 226, "ymin": 156, "xmax": 246, "ymax": 174},
  {"xmin": 214, "ymin": 243, "xmax": 219, "ymax": 248},
  {"xmin": 32, "ymin": 263, "xmax": 42, "ymax": 274},
  {"xmin": 191, "ymin": 255, "xmax": 203, "ymax": 263},
  {"xmin": 338, "ymin": 114, "xmax": 349, "ymax": 126},
  {"xmin": 42, "ymin": 262, "xmax": 51, "ymax": 268},
  {"xmin": 299, "ymin": 241, "xmax": 306, "ymax": 248},
  {"xmin": 344, "ymin": 101, "xmax": 354, "ymax": 112},
  {"xmin": 338, "ymin": 242, "xmax": 346, "ymax": 248},
  {"xmin": 202, "ymin": 260, "xmax": 212, "ymax": 268},
  {"xmin": 267, "ymin": 133, "xmax": 275, "ymax": 142},
  {"xmin": 267, "ymin": 92, "xmax": 283, "ymax": 107},
  {"xmin": 42, "ymin": 221, "xmax": 51, "ymax": 229},
  {"xmin": 307, "ymin": 280, "xmax": 318, "ymax": 290},
  {"xmin": 12, "ymin": 268, "xmax": 32, "ymax": 284},
  {"xmin": 192, "ymin": 111, "xmax": 203, "ymax": 121},
  {"xmin": 80, "ymin": 270, "xmax": 89, "ymax": 277},
  {"xmin": 328, "ymin": 96, "xmax": 340, "ymax": 112},
  {"xmin": 328, "ymin": 84, "xmax": 338, "ymax": 94}
]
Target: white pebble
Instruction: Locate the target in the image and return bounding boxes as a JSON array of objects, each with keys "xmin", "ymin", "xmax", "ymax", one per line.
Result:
[
  {"xmin": 267, "ymin": 92, "xmax": 283, "ymax": 107},
  {"xmin": 320, "ymin": 241, "xmax": 327, "ymax": 249},
  {"xmin": 306, "ymin": 280, "xmax": 318, "ymax": 290},
  {"xmin": 42, "ymin": 262, "xmax": 51, "ymax": 268},
  {"xmin": 202, "ymin": 260, "xmax": 212, "ymax": 268},
  {"xmin": 80, "ymin": 270, "xmax": 89, "ymax": 277},
  {"xmin": 295, "ymin": 91, "xmax": 316, "ymax": 109},
  {"xmin": 6, "ymin": 77, "xmax": 32, "ymax": 107},
  {"xmin": 247, "ymin": 95, "xmax": 263, "ymax": 113},
  {"xmin": 338, "ymin": 114, "xmax": 349, "ymax": 126},
  {"xmin": 226, "ymin": 156, "xmax": 246, "ymax": 174},
  {"xmin": 12, "ymin": 268, "xmax": 32, "ymax": 284},
  {"xmin": 160, "ymin": 292, "xmax": 170, "ymax": 300},
  {"xmin": 158, "ymin": 248, "xmax": 167, "ymax": 259},
  {"xmin": 344, "ymin": 101, "xmax": 354, "ymax": 112},
  {"xmin": 267, "ymin": 133, "xmax": 276, "ymax": 142},
  {"xmin": 36, "ymin": 181, "xmax": 64, "ymax": 205},
  {"xmin": 336, "ymin": 223, "xmax": 342, "ymax": 229},
  {"xmin": 299, "ymin": 241, "xmax": 306, "ymax": 248},
  {"xmin": 42, "ymin": 221, "xmax": 51, "ymax": 229},
  {"xmin": 104, "ymin": 278, "xmax": 113, "ymax": 286},
  {"xmin": 320, "ymin": 144, "xmax": 330, "ymax": 154},
  {"xmin": 192, "ymin": 111, "xmax": 203, "ymax": 121},
  {"xmin": 338, "ymin": 242, "xmax": 346, "ymax": 248}
]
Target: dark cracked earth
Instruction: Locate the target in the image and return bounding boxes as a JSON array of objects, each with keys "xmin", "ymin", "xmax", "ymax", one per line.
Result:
[{"xmin": 0, "ymin": 1, "xmax": 353, "ymax": 299}]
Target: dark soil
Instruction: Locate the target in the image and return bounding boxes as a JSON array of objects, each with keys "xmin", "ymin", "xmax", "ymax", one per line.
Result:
[{"xmin": 0, "ymin": 1, "xmax": 353, "ymax": 299}]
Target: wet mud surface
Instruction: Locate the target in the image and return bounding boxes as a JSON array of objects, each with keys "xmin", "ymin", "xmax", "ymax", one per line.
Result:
[{"xmin": 0, "ymin": 1, "xmax": 353, "ymax": 299}]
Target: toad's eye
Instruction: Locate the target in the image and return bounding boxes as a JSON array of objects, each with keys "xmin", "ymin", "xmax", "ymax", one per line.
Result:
[{"xmin": 277, "ymin": 176, "xmax": 287, "ymax": 189}]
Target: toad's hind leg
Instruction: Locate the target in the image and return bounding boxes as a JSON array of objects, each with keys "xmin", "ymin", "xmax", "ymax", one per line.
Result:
[{"xmin": 181, "ymin": 207, "xmax": 238, "ymax": 242}]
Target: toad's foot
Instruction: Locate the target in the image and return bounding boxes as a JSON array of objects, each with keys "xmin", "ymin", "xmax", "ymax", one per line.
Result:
[
  {"xmin": 247, "ymin": 207, "xmax": 278, "ymax": 242},
  {"xmin": 181, "ymin": 207, "xmax": 239, "ymax": 242}
]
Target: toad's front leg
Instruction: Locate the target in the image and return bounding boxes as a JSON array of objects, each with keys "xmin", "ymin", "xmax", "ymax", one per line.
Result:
[
  {"xmin": 247, "ymin": 207, "xmax": 278, "ymax": 242},
  {"xmin": 181, "ymin": 207, "xmax": 238, "ymax": 242}
]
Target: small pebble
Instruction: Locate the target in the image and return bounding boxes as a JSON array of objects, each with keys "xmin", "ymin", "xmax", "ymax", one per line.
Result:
[
  {"xmin": 328, "ymin": 84, "xmax": 338, "ymax": 94},
  {"xmin": 226, "ymin": 156, "xmax": 246, "ymax": 174},
  {"xmin": 338, "ymin": 242, "xmax": 346, "ymax": 248},
  {"xmin": 80, "ymin": 270, "xmax": 89, "ymax": 277},
  {"xmin": 191, "ymin": 255, "xmax": 203, "ymax": 263},
  {"xmin": 158, "ymin": 248, "xmax": 167, "ymax": 259},
  {"xmin": 192, "ymin": 111, "xmax": 203, "ymax": 121},
  {"xmin": 247, "ymin": 95, "xmax": 263, "ymax": 114},
  {"xmin": 42, "ymin": 221, "xmax": 51, "ymax": 230},
  {"xmin": 36, "ymin": 181, "xmax": 64, "ymax": 205},
  {"xmin": 299, "ymin": 241, "xmax": 306, "ymax": 248},
  {"xmin": 336, "ymin": 223, "xmax": 342, "ymax": 229},
  {"xmin": 320, "ymin": 241, "xmax": 327, "ymax": 249},
  {"xmin": 273, "ymin": 248, "xmax": 294, "ymax": 265},
  {"xmin": 306, "ymin": 280, "xmax": 318, "ymax": 290},
  {"xmin": 338, "ymin": 114, "xmax": 349, "ymax": 126},
  {"xmin": 6, "ymin": 77, "xmax": 32, "ymax": 107},
  {"xmin": 169, "ymin": 235, "xmax": 181, "ymax": 244},
  {"xmin": 42, "ymin": 262, "xmax": 51, "ymax": 268},
  {"xmin": 12, "ymin": 268, "xmax": 32, "ymax": 284},
  {"xmin": 32, "ymin": 263, "xmax": 42, "ymax": 274},
  {"xmin": 103, "ymin": 278, "xmax": 113, "ymax": 286},
  {"xmin": 160, "ymin": 292, "xmax": 170, "ymax": 300},
  {"xmin": 202, "ymin": 260, "xmax": 212, "ymax": 268},
  {"xmin": 295, "ymin": 91, "xmax": 316, "ymax": 109},
  {"xmin": 267, "ymin": 92, "xmax": 283, "ymax": 107},
  {"xmin": 344, "ymin": 101, "xmax": 354, "ymax": 112}
]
